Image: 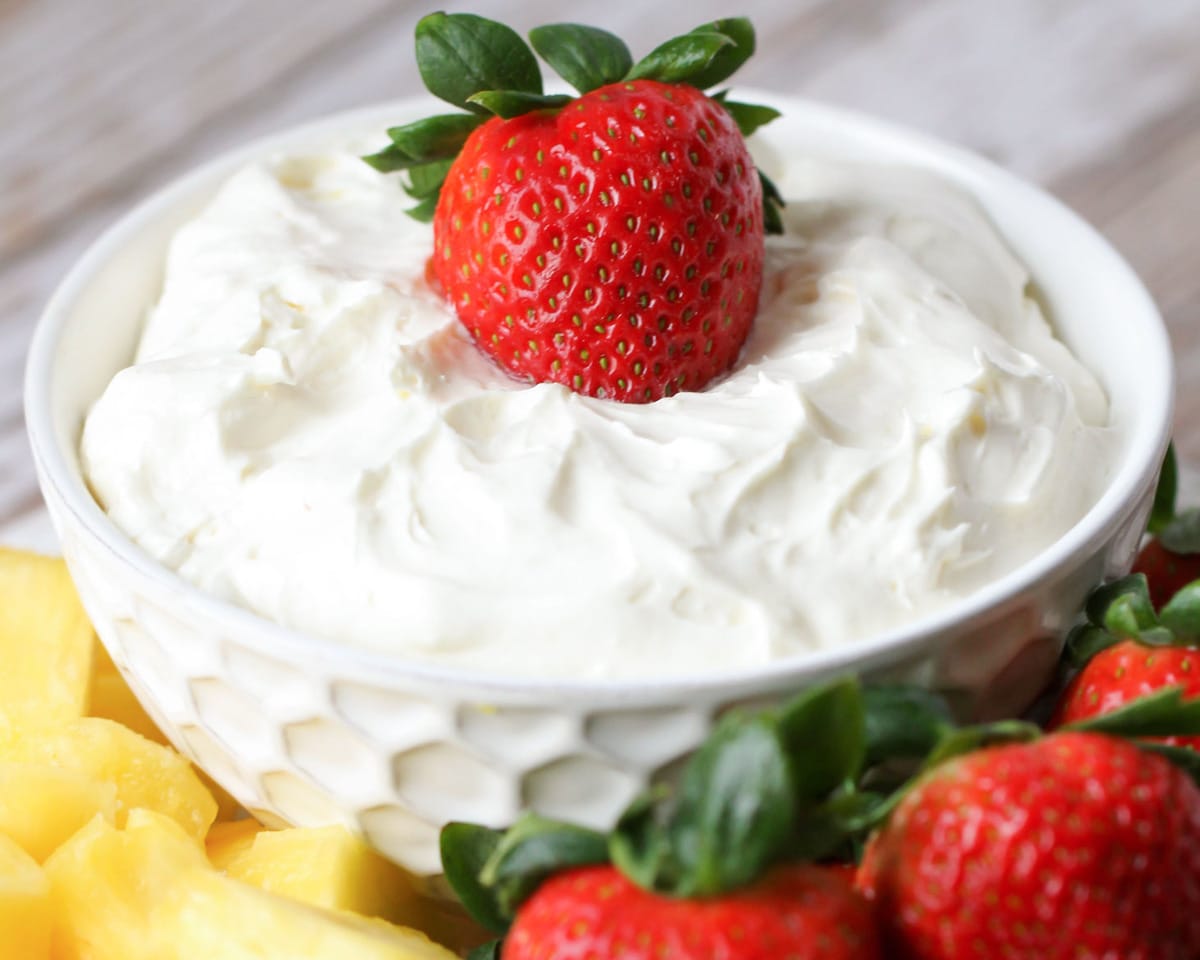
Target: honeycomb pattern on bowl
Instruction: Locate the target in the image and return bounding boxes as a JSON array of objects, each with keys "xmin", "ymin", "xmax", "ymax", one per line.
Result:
[
  {"xmin": 522, "ymin": 754, "xmax": 641, "ymax": 830},
  {"xmin": 48, "ymin": 488, "xmax": 1151, "ymax": 877}
]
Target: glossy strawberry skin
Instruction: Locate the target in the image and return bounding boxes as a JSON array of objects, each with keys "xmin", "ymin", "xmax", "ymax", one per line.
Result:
[
  {"xmin": 1133, "ymin": 539, "xmax": 1200, "ymax": 609},
  {"xmin": 433, "ymin": 79, "xmax": 763, "ymax": 402},
  {"xmin": 859, "ymin": 733, "xmax": 1200, "ymax": 960},
  {"xmin": 1051, "ymin": 639, "xmax": 1200, "ymax": 750},
  {"xmin": 504, "ymin": 863, "xmax": 881, "ymax": 960}
]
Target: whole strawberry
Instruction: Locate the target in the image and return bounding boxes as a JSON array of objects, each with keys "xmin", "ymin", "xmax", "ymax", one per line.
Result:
[
  {"xmin": 366, "ymin": 14, "xmax": 783, "ymax": 402},
  {"xmin": 859, "ymin": 732, "xmax": 1200, "ymax": 960},
  {"xmin": 1052, "ymin": 574, "xmax": 1200, "ymax": 749},
  {"xmin": 505, "ymin": 863, "xmax": 880, "ymax": 960}
]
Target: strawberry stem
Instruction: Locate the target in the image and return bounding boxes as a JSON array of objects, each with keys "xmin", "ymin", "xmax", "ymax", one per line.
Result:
[{"xmin": 366, "ymin": 13, "xmax": 785, "ymax": 230}]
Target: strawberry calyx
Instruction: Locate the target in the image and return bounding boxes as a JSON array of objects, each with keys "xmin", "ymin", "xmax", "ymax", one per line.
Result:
[
  {"xmin": 439, "ymin": 673, "xmax": 1200, "ymax": 958},
  {"xmin": 363, "ymin": 13, "xmax": 785, "ymax": 231},
  {"xmin": 1064, "ymin": 573, "xmax": 1200, "ymax": 667},
  {"xmin": 1141, "ymin": 439, "xmax": 1200, "ymax": 555},
  {"xmin": 1147, "ymin": 441, "xmax": 1179, "ymax": 537},
  {"xmin": 1160, "ymin": 508, "xmax": 1200, "ymax": 555}
]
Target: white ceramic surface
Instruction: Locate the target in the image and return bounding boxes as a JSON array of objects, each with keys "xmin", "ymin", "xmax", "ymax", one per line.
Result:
[{"xmin": 25, "ymin": 92, "xmax": 1173, "ymax": 878}]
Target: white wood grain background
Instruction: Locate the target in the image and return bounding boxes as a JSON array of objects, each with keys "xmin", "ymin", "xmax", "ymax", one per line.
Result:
[{"xmin": 3, "ymin": 0, "xmax": 1200, "ymax": 549}]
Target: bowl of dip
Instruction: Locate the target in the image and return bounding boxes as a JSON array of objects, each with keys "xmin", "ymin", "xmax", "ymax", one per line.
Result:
[{"xmin": 25, "ymin": 91, "xmax": 1172, "ymax": 879}]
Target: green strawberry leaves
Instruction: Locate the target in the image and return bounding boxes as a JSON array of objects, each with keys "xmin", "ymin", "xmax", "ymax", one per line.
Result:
[
  {"xmin": 617, "ymin": 679, "xmax": 871, "ymax": 896},
  {"xmin": 611, "ymin": 709, "xmax": 799, "ymax": 897},
  {"xmin": 368, "ymin": 13, "xmax": 783, "ymax": 227},
  {"xmin": 439, "ymin": 823, "xmax": 509, "ymax": 933},
  {"xmin": 1161, "ymin": 508, "xmax": 1200, "ymax": 555},
  {"xmin": 716, "ymin": 97, "xmax": 782, "ymax": 138},
  {"xmin": 1064, "ymin": 573, "xmax": 1199, "ymax": 668},
  {"xmin": 1161, "ymin": 582, "xmax": 1200, "ymax": 640},
  {"xmin": 685, "ymin": 19, "xmax": 758, "ymax": 89},
  {"xmin": 1064, "ymin": 685, "xmax": 1200, "ymax": 738},
  {"xmin": 529, "ymin": 24, "xmax": 633, "ymax": 93},
  {"xmin": 479, "ymin": 814, "xmax": 608, "ymax": 918},
  {"xmin": 777, "ymin": 679, "xmax": 865, "ymax": 800},
  {"xmin": 1148, "ymin": 443, "xmax": 1178, "ymax": 536},
  {"xmin": 443, "ymin": 677, "xmax": 880, "ymax": 928},
  {"xmin": 385, "ymin": 114, "xmax": 485, "ymax": 164},
  {"xmin": 861, "ymin": 685, "xmax": 957, "ymax": 768},
  {"xmin": 626, "ymin": 30, "xmax": 736, "ymax": 84},
  {"xmin": 1142, "ymin": 439, "xmax": 1200, "ymax": 555},
  {"xmin": 361, "ymin": 113, "xmax": 485, "ymax": 219},
  {"xmin": 466, "ymin": 90, "xmax": 572, "ymax": 119},
  {"xmin": 440, "ymin": 671, "xmax": 1200, "ymax": 942},
  {"xmin": 442, "ymin": 815, "xmax": 606, "ymax": 934},
  {"xmin": 416, "ymin": 13, "xmax": 543, "ymax": 114}
]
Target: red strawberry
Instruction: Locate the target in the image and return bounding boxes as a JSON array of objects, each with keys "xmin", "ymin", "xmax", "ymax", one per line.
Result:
[
  {"xmin": 366, "ymin": 15, "xmax": 783, "ymax": 402},
  {"xmin": 1134, "ymin": 538, "xmax": 1200, "ymax": 609},
  {"xmin": 434, "ymin": 79, "xmax": 762, "ymax": 402},
  {"xmin": 1051, "ymin": 572, "xmax": 1200, "ymax": 748},
  {"xmin": 1052, "ymin": 639, "xmax": 1200, "ymax": 750},
  {"xmin": 859, "ymin": 732, "xmax": 1200, "ymax": 960},
  {"xmin": 504, "ymin": 863, "xmax": 881, "ymax": 960}
]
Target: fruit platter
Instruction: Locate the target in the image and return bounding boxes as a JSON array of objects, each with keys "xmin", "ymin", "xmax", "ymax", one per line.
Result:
[{"xmin": 10, "ymin": 11, "xmax": 1196, "ymax": 960}]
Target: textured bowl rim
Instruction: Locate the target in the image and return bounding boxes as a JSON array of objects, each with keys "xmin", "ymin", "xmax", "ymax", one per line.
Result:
[{"xmin": 25, "ymin": 91, "xmax": 1174, "ymax": 702}]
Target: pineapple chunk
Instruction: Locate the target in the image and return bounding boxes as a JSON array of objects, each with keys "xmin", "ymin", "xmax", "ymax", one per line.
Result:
[
  {"xmin": 0, "ymin": 548, "xmax": 93, "ymax": 725},
  {"xmin": 207, "ymin": 822, "xmax": 418, "ymax": 925},
  {"xmin": 87, "ymin": 643, "xmax": 243, "ymax": 821},
  {"xmin": 0, "ymin": 762, "xmax": 116, "ymax": 862},
  {"xmin": 0, "ymin": 718, "xmax": 216, "ymax": 840},
  {"xmin": 87, "ymin": 652, "xmax": 166, "ymax": 745},
  {"xmin": 206, "ymin": 820, "xmax": 491, "ymax": 953},
  {"xmin": 205, "ymin": 819, "xmax": 262, "ymax": 866},
  {"xmin": 0, "ymin": 830, "xmax": 52, "ymax": 958},
  {"xmin": 47, "ymin": 810, "xmax": 458, "ymax": 960}
]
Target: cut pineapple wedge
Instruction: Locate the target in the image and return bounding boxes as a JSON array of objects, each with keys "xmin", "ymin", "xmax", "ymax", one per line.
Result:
[
  {"xmin": 0, "ymin": 717, "xmax": 217, "ymax": 840},
  {"xmin": 87, "ymin": 642, "xmax": 165, "ymax": 744},
  {"xmin": 0, "ymin": 548, "xmax": 93, "ymax": 725},
  {"xmin": 206, "ymin": 819, "xmax": 262, "ymax": 867},
  {"xmin": 0, "ymin": 830, "xmax": 52, "ymax": 958},
  {"xmin": 87, "ymin": 640, "xmax": 243, "ymax": 821},
  {"xmin": 0, "ymin": 762, "xmax": 117, "ymax": 862},
  {"xmin": 47, "ymin": 811, "xmax": 458, "ymax": 960},
  {"xmin": 207, "ymin": 822, "xmax": 419, "ymax": 925},
  {"xmin": 0, "ymin": 546, "xmax": 461, "ymax": 958}
]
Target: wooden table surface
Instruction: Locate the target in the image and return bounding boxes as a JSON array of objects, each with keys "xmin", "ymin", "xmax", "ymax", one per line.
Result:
[{"xmin": 2, "ymin": 0, "xmax": 1199, "ymax": 547}]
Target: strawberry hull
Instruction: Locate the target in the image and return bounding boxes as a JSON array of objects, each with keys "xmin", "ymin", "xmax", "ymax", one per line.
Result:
[{"xmin": 434, "ymin": 80, "xmax": 763, "ymax": 402}]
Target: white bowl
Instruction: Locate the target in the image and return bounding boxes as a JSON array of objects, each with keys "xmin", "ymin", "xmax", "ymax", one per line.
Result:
[{"xmin": 25, "ymin": 93, "xmax": 1173, "ymax": 879}]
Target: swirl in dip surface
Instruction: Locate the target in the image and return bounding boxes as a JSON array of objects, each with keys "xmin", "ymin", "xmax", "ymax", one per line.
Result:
[{"xmin": 81, "ymin": 139, "xmax": 1115, "ymax": 680}]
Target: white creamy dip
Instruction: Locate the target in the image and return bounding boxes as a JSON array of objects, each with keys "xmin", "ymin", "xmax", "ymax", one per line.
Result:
[{"xmin": 81, "ymin": 139, "xmax": 1115, "ymax": 679}]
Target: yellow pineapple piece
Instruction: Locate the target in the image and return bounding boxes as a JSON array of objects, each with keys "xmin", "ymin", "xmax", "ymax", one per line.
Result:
[
  {"xmin": 0, "ymin": 548, "xmax": 93, "ymax": 725},
  {"xmin": 0, "ymin": 762, "xmax": 117, "ymax": 862},
  {"xmin": 47, "ymin": 810, "xmax": 458, "ymax": 960},
  {"xmin": 86, "ymin": 643, "xmax": 244, "ymax": 821},
  {"xmin": 87, "ymin": 648, "xmax": 166, "ymax": 745},
  {"xmin": 207, "ymin": 822, "xmax": 419, "ymax": 925},
  {"xmin": 195, "ymin": 771, "xmax": 244, "ymax": 823},
  {"xmin": 205, "ymin": 818, "xmax": 262, "ymax": 867},
  {"xmin": 0, "ymin": 718, "xmax": 216, "ymax": 840},
  {"xmin": 206, "ymin": 819, "xmax": 490, "ymax": 953},
  {"xmin": 0, "ymin": 830, "xmax": 52, "ymax": 958}
]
